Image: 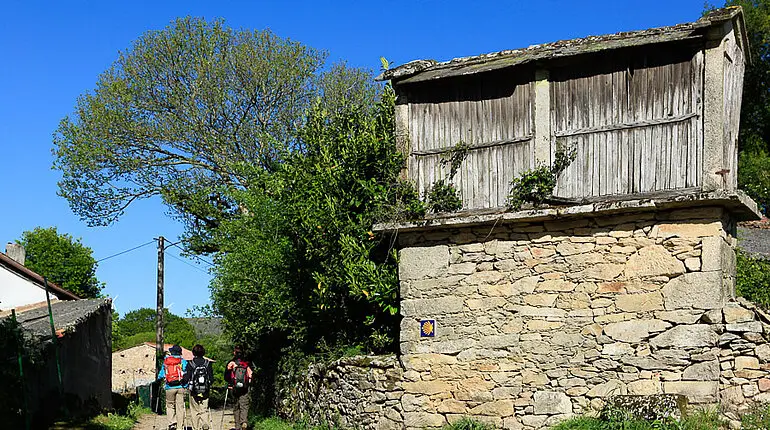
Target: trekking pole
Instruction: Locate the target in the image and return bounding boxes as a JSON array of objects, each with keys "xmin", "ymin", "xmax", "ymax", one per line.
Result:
[
  {"xmin": 220, "ymin": 387, "xmax": 229, "ymax": 430},
  {"xmin": 153, "ymin": 383, "xmax": 163, "ymax": 430}
]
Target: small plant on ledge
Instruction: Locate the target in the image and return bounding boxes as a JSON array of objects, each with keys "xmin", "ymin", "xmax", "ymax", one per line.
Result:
[
  {"xmin": 506, "ymin": 144, "xmax": 577, "ymax": 211},
  {"xmin": 426, "ymin": 141, "xmax": 470, "ymax": 214}
]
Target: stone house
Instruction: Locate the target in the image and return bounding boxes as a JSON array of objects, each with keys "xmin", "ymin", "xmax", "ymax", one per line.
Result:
[
  {"xmin": 112, "ymin": 342, "xmax": 210, "ymax": 393},
  {"xmin": 0, "ymin": 243, "xmax": 79, "ymax": 311}
]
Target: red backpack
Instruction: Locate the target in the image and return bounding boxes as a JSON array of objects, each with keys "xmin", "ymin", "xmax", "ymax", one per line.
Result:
[{"xmin": 164, "ymin": 356, "xmax": 184, "ymax": 386}]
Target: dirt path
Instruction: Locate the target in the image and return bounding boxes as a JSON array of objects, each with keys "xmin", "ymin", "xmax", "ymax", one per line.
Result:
[{"xmin": 134, "ymin": 408, "xmax": 235, "ymax": 430}]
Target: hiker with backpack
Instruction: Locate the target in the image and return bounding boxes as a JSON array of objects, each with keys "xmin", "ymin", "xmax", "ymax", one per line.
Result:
[
  {"xmin": 186, "ymin": 344, "xmax": 214, "ymax": 430},
  {"xmin": 224, "ymin": 346, "xmax": 253, "ymax": 430},
  {"xmin": 157, "ymin": 344, "xmax": 189, "ymax": 430}
]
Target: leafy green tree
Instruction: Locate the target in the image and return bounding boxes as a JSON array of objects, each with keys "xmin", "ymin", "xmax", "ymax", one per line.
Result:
[
  {"xmin": 209, "ymin": 86, "xmax": 403, "ymax": 355},
  {"xmin": 53, "ymin": 16, "xmax": 377, "ymax": 252},
  {"xmin": 113, "ymin": 308, "xmax": 197, "ymax": 350},
  {"xmin": 18, "ymin": 227, "xmax": 102, "ymax": 298}
]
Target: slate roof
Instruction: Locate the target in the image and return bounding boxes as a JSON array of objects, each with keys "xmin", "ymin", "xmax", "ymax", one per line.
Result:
[
  {"xmin": 9, "ymin": 298, "xmax": 110, "ymax": 340},
  {"xmin": 379, "ymin": 7, "xmax": 747, "ymax": 85}
]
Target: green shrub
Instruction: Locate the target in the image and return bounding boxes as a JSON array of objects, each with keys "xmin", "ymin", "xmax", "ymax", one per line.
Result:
[
  {"xmin": 443, "ymin": 417, "xmax": 496, "ymax": 430},
  {"xmin": 426, "ymin": 180, "xmax": 463, "ymax": 213},
  {"xmin": 553, "ymin": 408, "xmax": 725, "ymax": 430},
  {"xmin": 507, "ymin": 145, "xmax": 576, "ymax": 210},
  {"xmin": 735, "ymin": 250, "xmax": 770, "ymax": 310}
]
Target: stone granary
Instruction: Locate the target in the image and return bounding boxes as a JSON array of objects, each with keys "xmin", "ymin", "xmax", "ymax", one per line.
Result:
[{"xmin": 372, "ymin": 6, "xmax": 767, "ymax": 430}]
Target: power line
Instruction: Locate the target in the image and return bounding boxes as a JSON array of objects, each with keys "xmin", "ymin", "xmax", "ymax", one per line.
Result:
[
  {"xmin": 165, "ymin": 251, "xmax": 213, "ymax": 277},
  {"xmin": 96, "ymin": 240, "xmax": 156, "ymax": 263},
  {"xmin": 167, "ymin": 241, "xmax": 215, "ymax": 267}
]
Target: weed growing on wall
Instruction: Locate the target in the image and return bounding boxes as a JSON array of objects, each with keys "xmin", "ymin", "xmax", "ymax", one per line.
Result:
[
  {"xmin": 426, "ymin": 141, "xmax": 470, "ymax": 213},
  {"xmin": 506, "ymin": 144, "xmax": 577, "ymax": 210}
]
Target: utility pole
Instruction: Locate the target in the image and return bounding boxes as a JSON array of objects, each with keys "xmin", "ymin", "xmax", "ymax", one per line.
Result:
[{"xmin": 155, "ymin": 236, "xmax": 165, "ymax": 379}]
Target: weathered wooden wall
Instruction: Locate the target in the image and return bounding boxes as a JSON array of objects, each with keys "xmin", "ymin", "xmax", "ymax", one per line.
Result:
[
  {"xmin": 406, "ymin": 72, "xmax": 534, "ymax": 209},
  {"xmin": 551, "ymin": 47, "xmax": 703, "ymax": 199},
  {"xmin": 401, "ymin": 33, "xmax": 744, "ymax": 211}
]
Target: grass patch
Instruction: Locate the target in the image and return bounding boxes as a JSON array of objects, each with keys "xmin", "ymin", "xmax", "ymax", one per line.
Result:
[
  {"xmin": 443, "ymin": 417, "xmax": 495, "ymax": 430},
  {"xmin": 553, "ymin": 408, "xmax": 726, "ymax": 430},
  {"xmin": 250, "ymin": 416, "xmax": 342, "ymax": 430},
  {"xmin": 53, "ymin": 403, "xmax": 151, "ymax": 430}
]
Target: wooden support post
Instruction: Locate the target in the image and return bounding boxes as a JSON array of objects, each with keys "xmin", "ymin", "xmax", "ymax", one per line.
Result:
[
  {"xmin": 155, "ymin": 236, "xmax": 165, "ymax": 378},
  {"xmin": 394, "ymin": 88, "xmax": 410, "ymax": 180},
  {"xmin": 533, "ymin": 69, "xmax": 551, "ymax": 166},
  {"xmin": 702, "ymin": 22, "xmax": 732, "ymax": 192}
]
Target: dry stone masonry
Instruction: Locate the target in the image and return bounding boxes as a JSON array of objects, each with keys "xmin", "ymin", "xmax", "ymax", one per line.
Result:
[
  {"xmin": 394, "ymin": 206, "xmax": 767, "ymax": 429},
  {"xmin": 277, "ymin": 355, "xmax": 404, "ymax": 430}
]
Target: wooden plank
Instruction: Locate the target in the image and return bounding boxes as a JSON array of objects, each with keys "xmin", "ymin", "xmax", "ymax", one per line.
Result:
[{"xmin": 411, "ymin": 136, "xmax": 533, "ymax": 156}]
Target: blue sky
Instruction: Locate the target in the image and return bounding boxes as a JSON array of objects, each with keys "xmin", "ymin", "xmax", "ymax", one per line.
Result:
[{"xmin": 0, "ymin": 0, "xmax": 708, "ymax": 316}]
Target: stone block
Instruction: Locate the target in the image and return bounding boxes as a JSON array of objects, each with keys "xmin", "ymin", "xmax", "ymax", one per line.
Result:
[
  {"xmin": 527, "ymin": 320, "xmax": 564, "ymax": 331},
  {"xmin": 403, "ymin": 412, "xmax": 446, "ymax": 428},
  {"xmin": 650, "ymin": 325, "xmax": 718, "ymax": 349},
  {"xmin": 603, "ymin": 343, "xmax": 635, "ymax": 356},
  {"xmin": 701, "ymin": 236, "xmax": 734, "ymax": 273},
  {"xmin": 662, "ymin": 381, "xmax": 718, "ymax": 403},
  {"xmin": 735, "ymin": 356, "xmax": 760, "ymax": 370},
  {"xmin": 402, "ymin": 380, "xmax": 453, "ymax": 395},
  {"xmin": 533, "ymin": 391, "xmax": 572, "ymax": 415},
  {"xmin": 437, "ymin": 399, "xmax": 466, "ymax": 414},
  {"xmin": 624, "ymin": 245, "xmax": 686, "ymax": 278},
  {"xmin": 556, "ymin": 242, "xmax": 595, "ymax": 256},
  {"xmin": 512, "ymin": 276, "xmax": 539, "ymax": 294},
  {"xmin": 536, "ymin": 279, "xmax": 575, "ymax": 292},
  {"xmin": 662, "ymin": 272, "xmax": 724, "ymax": 310},
  {"xmin": 551, "ymin": 333, "xmax": 584, "ymax": 347},
  {"xmin": 723, "ymin": 304, "xmax": 755, "ymax": 324},
  {"xmin": 402, "ymin": 353, "xmax": 457, "ymax": 372},
  {"xmin": 470, "ymin": 400, "xmax": 515, "ymax": 417},
  {"xmin": 399, "ymin": 245, "xmax": 448, "ymax": 280},
  {"xmin": 524, "ymin": 293, "xmax": 558, "ymax": 307},
  {"xmin": 401, "ymin": 296, "xmax": 464, "ymax": 317},
  {"xmin": 616, "ymin": 292, "xmax": 664, "ymax": 312},
  {"xmin": 512, "ymin": 306, "xmax": 567, "ymax": 319},
  {"xmin": 654, "ymin": 221, "xmax": 723, "ymax": 239},
  {"xmin": 726, "ymin": 321, "xmax": 763, "ymax": 333},
  {"xmin": 605, "ymin": 320, "xmax": 670, "ymax": 343},
  {"xmin": 627, "ymin": 380, "xmax": 662, "ymax": 395},
  {"xmin": 576, "ymin": 264, "xmax": 624, "ymax": 281},
  {"xmin": 756, "ymin": 344, "xmax": 770, "ymax": 363},
  {"xmin": 654, "ymin": 310, "xmax": 704, "ymax": 324},
  {"xmin": 682, "ymin": 361, "xmax": 719, "ymax": 381},
  {"xmin": 448, "ymin": 262, "xmax": 476, "ymax": 275},
  {"xmin": 684, "ymin": 258, "xmax": 701, "ymax": 272},
  {"xmin": 587, "ymin": 380, "xmax": 628, "ymax": 398}
]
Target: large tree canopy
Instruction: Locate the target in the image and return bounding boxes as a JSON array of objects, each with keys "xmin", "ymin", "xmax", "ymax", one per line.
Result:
[
  {"xmin": 54, "ymin": 17, "xmax": 376, "ymax": 240},
  {"xmin": 18, "ymin": 227, "xmax": 103, "ymax": 298}
]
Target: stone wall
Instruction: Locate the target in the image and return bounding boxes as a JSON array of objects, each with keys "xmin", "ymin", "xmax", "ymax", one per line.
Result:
[
  {"xmin": 395, "ymin": 206, "xmax": 766, "ymax": 429},
  {"xmin": 276, "ymin": 355, "xmax": 404, "ymax": 430}
]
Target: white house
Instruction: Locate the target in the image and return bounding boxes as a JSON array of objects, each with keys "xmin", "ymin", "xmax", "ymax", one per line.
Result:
[{"xmin": 0, "ymin": 243, "xmax": 79, "ymax": 311}]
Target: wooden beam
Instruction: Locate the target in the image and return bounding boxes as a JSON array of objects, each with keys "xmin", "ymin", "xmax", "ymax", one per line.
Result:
[
  {"xmin": 554, "ymin": 113, "xmax": 698, "ymax": 138},
  {"xmin": 411, "ymin": 135, "xmax": 533, "ymax": 156}
]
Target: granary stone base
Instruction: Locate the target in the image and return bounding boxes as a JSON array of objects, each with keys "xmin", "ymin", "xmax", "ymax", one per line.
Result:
[
  {"xmin": 279, "ymin": 204, "xmax": 770, "ymax": 429},
  {"xmin": 395, "ymin": 206, "xmax": 764, "ymax": 429}
]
